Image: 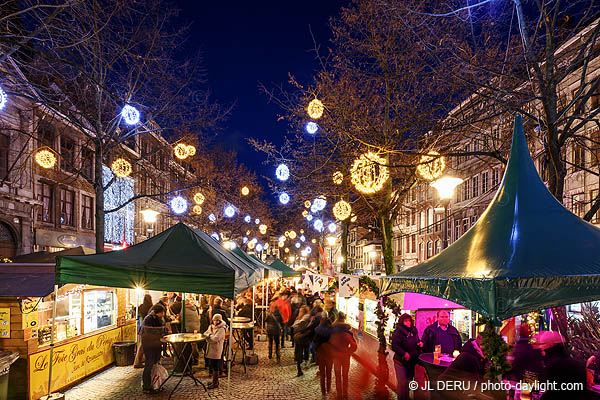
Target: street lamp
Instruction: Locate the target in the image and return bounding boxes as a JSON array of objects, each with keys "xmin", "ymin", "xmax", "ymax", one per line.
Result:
[
  {"xmin": 140, "ymin": 209, "xmax": 159, "ymax": 238},
  {"xmin": 431, "ymin": 176, "xmax": 463, "ymax": 249}
]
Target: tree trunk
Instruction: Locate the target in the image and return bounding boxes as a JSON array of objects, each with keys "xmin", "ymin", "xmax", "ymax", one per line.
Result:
[
  {"xmin": 381, "ymin": 214, "xmax": 394, "ymax": 275},
  {"xmin": 341, "ymin": 221, "xmax": 349, "ymax": 274},
  {"xmin": 94, "ymin": 143, "xmax": 105, "ymax": 253}
]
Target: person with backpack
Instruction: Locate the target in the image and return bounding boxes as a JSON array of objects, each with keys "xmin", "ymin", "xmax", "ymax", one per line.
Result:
[
  {"xmin": 265, "ymin": 303, "xmax": 283, "ymax": 362},
  {"xmin": 329, "ymin": 312, "xmax": 357, "ymax": 400},
  {"xmin": 141, "ymin": 304, "xmax": 168, "ymax": 394},
  {"xmin": 292, "ymin": 305, "xmax": 312, "ymax": 377}
]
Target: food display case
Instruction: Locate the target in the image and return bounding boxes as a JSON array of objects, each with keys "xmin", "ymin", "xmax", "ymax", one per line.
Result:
[
  {"xmin": 37, "ymin": 285, "xmax": 82, "ymax": 345},
  {"xmin": 336, "ymin": 294, "xmax": 348, "ymax": 316},
  {"xmin": 364, "ymin": 298, "xmax": 403, "ymax": 341},
  {"xmin": 452, "ymin": 309, "xmax": 473, "ymax": 341},
  {"xmin": 346, "ymin": 296, "xmax": 360, "ymax": 329},
  {"xmin": 83, "ymin": 290, "xmax": 116, "ymax": 334}
]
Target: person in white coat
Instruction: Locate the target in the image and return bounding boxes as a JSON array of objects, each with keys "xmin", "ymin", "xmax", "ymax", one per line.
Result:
[{"xmin": 204, "ymin": 313, "xmax": 228, "ymax": 389}]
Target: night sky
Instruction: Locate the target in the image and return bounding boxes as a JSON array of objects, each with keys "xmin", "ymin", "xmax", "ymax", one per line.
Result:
[{"xmin": 175, "ymin": 1, "xmax": 343, "ymax": 179}]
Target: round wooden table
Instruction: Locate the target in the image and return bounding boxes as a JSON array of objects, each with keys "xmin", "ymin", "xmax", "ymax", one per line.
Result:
[
  {"xmin": 160, "ymin": 333, "xmax": 207, "ymax": 399},
  {"xmin": 230, "ymin": 321, "xmax": 254, "ymax": 373}
]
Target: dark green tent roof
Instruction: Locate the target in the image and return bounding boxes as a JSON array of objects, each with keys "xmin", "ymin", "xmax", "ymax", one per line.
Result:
[
  {"xmin": 232, "ymin": 247, "xmax": 282, "ymax": 278},
  {"xmin": 270, "ymin": 258, "xmax": 301, "ymax": 278},
  {"xmin": 57, "ymin": 223, "xmax": 262, "ymax": 299},
  {"xmin": 382, "ymin": 115, "xmax": 600, "ymax": 321}
]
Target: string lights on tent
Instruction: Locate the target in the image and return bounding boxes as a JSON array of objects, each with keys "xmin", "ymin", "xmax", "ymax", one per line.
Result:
[
  {"xmin": 305, "ymin": 121, "xmax": 318, "ymax": 134},
  {"xmin": 350, "ymin": 152, "xmax": 389, "ymax": 194},
  {"xmin": 0, "ymin": 85, "xmax": 7, "ymax": 110},
  {"xmin": 111, "ymin": 158, "xmax": 132, "ymax": 178},
  {"xmin": 192, "ymin": 205, "xmax": 202, "ymax": 215},
  {"xmin": 170, "ymin": 196, "xmax": 188, "ymax": 214},
  {"xmin": 259, "ymin": 224, "xmax": 268, "ymax": 235},
  {"xmin": 416, "ymin": 151, "xmax": 445, "ymax": 181},
  {"xmin": 279, "ymin": 192, "xmax": 290, "ymax": 204},
  {"xmin": 35, "ymin": 148, "xmax": 57, "ymax": 169},
  {"xmin": 333, "ymin": 171, "xmax": 344, "ymax": 185},
  {"xmin": 275, "ymin": 163, "xmax": 290, "ymax": 181},
  {"xmin": 121, "ymin": 104, "xmax": 140, "ymax": 125},
  {"xmin": 333, "ymin": 200, "xmax": 351, "ymax": 221},
  {"xmin": 241, "ymin": 186, "xmax": 250, "ymax": 196},
  {"xmin": 194, "ymin": 192, "xmax": 205, "ymax": 205},
  {"xmin": 307, "ymin": 98, "xmax": 324, "ymax": 119}
]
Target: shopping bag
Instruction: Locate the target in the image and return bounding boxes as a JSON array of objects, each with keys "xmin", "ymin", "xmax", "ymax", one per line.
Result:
[{"xmin": 151, "ymin": 363, "xmax": 168, "ymax": 390}]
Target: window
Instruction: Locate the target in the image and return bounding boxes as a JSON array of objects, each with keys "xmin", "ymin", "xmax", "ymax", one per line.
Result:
[
  {"xmin": 482, "ymin": 171, "xmax": 489, "ymax": 194},
  {"xmin": 454, "ymin": 220, "xmax": 461, "ymax": 241},
  {"xmin": 427, "ymin": 208, "xmax": 434, "ymax": 234},
  {"xmin": 462, "ymin": 179, "xmax": 471, "ymax": 201},
  {"xmin": 591, "ymin": 131, "xmax": 600, "ymax": 166},
  {"xmin": 0, "ymin": 134, "xmax": 8, "ymax": 179},
  {"xmin": 434, "ymin": 214, "xmax": 442, "ymax": 232},
  {"xmin": 60, "ymin": 136, "xmax": 75, "ymax": 171},
  {"xmin": 411, "ymin": 235, "xmax": 416, "ymax": 253},
  {"xmin": 38, "ymin": 120, "xmax": 55, "ymax": 148},
  {"xmin": 426, "ymin": 241, "xmax": 433, "ymax": 259},
  {"xmin": 405, "ymin": 237, "xmax": 410, "ymax": 253},
  {"xmin": 492, "ymin": 169, "xmax": 500, "ymax": 188},
  {"xmin": 590, "ymin": 80, "xmax": 600, "ymax": 110},
  {"xmin": 411, "ymin": 210, "xmax": 416, "ymax": 226},
  {"xmin": 40, "ymin": 182, "xmax": 54, "ymax": 223},
  {"xmin": 590, "ymin": 189, "xmax": 600, "ymax": 224},
  {"xmin": 571, "ymin": 193, "xmax": 585, "ymax": 217},
  {"xmin": 81, "ymin": 195, "xmax": 93, "ymax": 230},
  {"xmin": 82, "ymin": 148, "xmax": 93, "ymax": 180},
  {"xmin": 472, "ymin": 175, "xmax": 479, "ymax": 198},
  {"xmin": 462, "ymin": 218, "xmax": 469, "ymax": 234},
  {"xmin": 435, "ymin": 240, "xmax": 441, "ymax": 255},
  {"xmin": 60, "ymin": 188, "xmax": 75, "ymax": 226},
  {"xmin": 573, "ymin": 144, "xmax": 585, "ymax": 172},
  {"xmin": 419, "ymin": 242, "xmax": 424, "ymax": 261}
]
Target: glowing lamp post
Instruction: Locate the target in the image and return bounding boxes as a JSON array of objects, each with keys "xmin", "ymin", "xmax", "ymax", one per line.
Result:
[
  {"xmin": 431, "ymin": 176, "xmax": 463, "ymax": 249},
  {"xmin": 140, "ymin": 209, "xmax": 159, "ymax": 238}
]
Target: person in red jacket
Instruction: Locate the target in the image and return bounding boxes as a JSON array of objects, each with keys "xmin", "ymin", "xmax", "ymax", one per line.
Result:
[
  {"xmin": 329, "ymin": 312, "xmax": 357, "ymax": 400},
  {"xmin": 270, "ymin": 290, "xmax": 291, "ymax": 347}
]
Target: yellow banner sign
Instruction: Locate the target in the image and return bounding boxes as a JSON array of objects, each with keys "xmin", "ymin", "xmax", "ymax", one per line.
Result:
[
  {"xmin": 21, "ymin": 298, "xmax": 40, "ymax": 330},
  {"xmin": 0, "ymin": 308, "xmax": 10, "ymax": 338},
  {"xmin": 29, "ymin": 325, "xmax": 132, "ymax": 399}
]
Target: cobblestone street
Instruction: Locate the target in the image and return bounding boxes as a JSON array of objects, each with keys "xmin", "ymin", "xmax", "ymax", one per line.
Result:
[{"xmin": 65, "ymin": 339, "xmax": 395, "ymax": 400}]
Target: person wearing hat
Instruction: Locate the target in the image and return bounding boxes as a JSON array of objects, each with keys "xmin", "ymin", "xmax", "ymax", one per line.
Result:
[
  {"xmin": 141, "ymin": 304, "xmax": 168, "ymax": 394},
  {"xmin": 204, "ymin": 313, "xmax": 228, "ymax": 389},
  {"xmin": 391, "ymin": 313, "xmax": 423, "ymax": 400}
]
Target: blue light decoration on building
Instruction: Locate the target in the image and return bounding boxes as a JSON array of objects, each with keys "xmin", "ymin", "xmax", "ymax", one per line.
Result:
[
  {"xmin": 0, "ymin": 85, "xmax": 7, "ymax": 111},
  {"xmin": 279, "ymin": 192, "xmax": 290, "ymax": 205},
  {"xmin": 103, "ymin": 165, "xmax": 134, "ymax": 246},
  {"xmin": 244, "ymin": 215, "xmax": 252, "ymax": 223},
  {"xmin": 121, "ymin": 104, "xmax": 140, "ymax": 125},
  {"xmin": 305, "ymin": 122, "xmax": 318, "ymax": 134},
  {"xmin": 275, "ymin": 163, "xmax": 290, "ymax": 181}
]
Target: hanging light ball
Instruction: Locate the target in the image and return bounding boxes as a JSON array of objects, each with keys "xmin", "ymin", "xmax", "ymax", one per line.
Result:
[
  {"xmin": 279, "ymin": 235, "xmax": 286, "ymax": 242},
  {"xmin": 306, "ymin": 214, "xmax": 313, "ymax": 221},
  {"xmin": 313, "ymin": 219, "xmax": 324, "ymax": 232},
  {"xmin": 244, "ymin": 215, "xmax": 251, "ymax": 223},
  {"xmin": 311, "ymin": 238, "xmax": 317, "ymax": 244},
  {"xmin": 121, "ymin": 104, "xmax": 140, "ymax": 125},
  {"xmin": 305, "ymin": 121, "xmax": 319, "ymax": 134},
  {"xmin": 305, "ymin": 246, "xmax": 312, "ymax": 254},
  {"xmin": 416, "ymin": 151, "xmax": 446, "ymax": 181},
  {"xmin": 333, "ymin": 200, "xmax": 352, "ymax": 221},
  {"xmin": 350, "ymin": 152, "xmax": 389, "ymax": 194},
  {"xmin": 307, "ymin": 98, "xmax": 324, "ymax": 119},
  {"xmin": 285, "ymin": 247, "xmax": 290, "ymax": 253},
  {"xmin": 193, "ymin": 192, "xmax": 205, "ymax": 205},
  {"xmin": 279, "ymin": 192, "xmax": 290, "ymax": 205},
  {"xmin": 289, "ymin": 231, "xmax": 297, "ymax": 239},
  {"xmin": 224, "ymin": 205, "xmax": 236, "ymax": 218},
  {"xmin": 256, "ymin": 243, "xmax": 264, "ymax": 252},
  {"xmin": 243, "ymin": 237, "xmax": 249, "ymax": 244},
  {"xmin": 278, "ymin": 240, "xmax": 285, "ymax": 248},
  {"xmin": 264, "ymin": 243, "xmax": 269, "ymax": 249},
  {"xmin": 304, "ymin": 200, "xmax": 311, "ymax": 208},
  {"xmin": 208, "ymin": 213, "xmax": 216, "ymax": 222},
  {"xmin": 174, "ymin": 143, "xmax": 190, "ymax": 160},
  {"xmin": 186, "ymin": 145, "xmax": 196, "ymax": 156},
  {"xmin": 300, "ymin": 229, "xmax": 304, "ymax": 234},
  {"xmin": 312, "ymin": 196, "xmax": 327, "ymax": 211},
  {"xmin": 35, "ymin": 149, "xmax": 56, "ymax": 169},
  {"xmin": 248, "ymin": 240, "xmax": 255, "ymax": 250},
  {"xmin": 275, "ymin": 163, "xmax": 290, "ymax": 181},
  {"xmin": 284, "ymin": 231, "xmax": 290, "ymax": 237},
  {"xmin": 350, "ymin": 215, "xmax": 357, "ymax": 223},
  {"xmin": 333, "ymin": 171, "xmax": 344, "ymax": 185},
  {"xmin": 0, "ymin": 85, "xmax": 7, "ymax": 110},
  {"xmin": 241, "ymin": 186, "xmax": 250, "ymax": 196},
  {"xmin": 295, "ymin": 242, "xmax": 301, "ymax": 249},
  {"xmin": 111, "ymin": 158, "xmax": 132, "ymax": 178},
  {"xmin": 328, "ymin": 222, "xmax": 337, "ymax": 233},
  {"xmin": 310, "ymin": 204, "xmax": 319, "ymax": 214},
  {"xmin": 300, "ymin": 235, "xmax": 306, "ymax": 242},
  {"xmin": 211, "ymin": 232, "xmax": 220, "ymax": 241},
  {"xmin": 259, "ymin": 224, "xmax": 268, "ymax": 235},
  {"xmin": 192, "ymin": 205, "xmax": 202, "ymax": 215},
  {"xmin": 170, "ymin": 196, "xmax": 188, "ymax": 214},
  {"xmin": 255, "ymin": 218, "xmax": 260, "ymax": 225},
  {"xmin": 246, "ymin": 230, "xmax": 251, "ymax": 236}
]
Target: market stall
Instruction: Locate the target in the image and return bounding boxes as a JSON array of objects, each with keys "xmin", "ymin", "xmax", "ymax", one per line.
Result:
[{"xmin": 269, "ymin": 258, "xmax": 301, "ymax": 278}]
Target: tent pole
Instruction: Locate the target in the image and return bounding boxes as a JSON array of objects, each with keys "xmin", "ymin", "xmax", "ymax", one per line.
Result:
[
  {"xmin": 182, "ymin": 293, "xmax": 186, "ymax": 332},
  {"xmin": 135, "ymin": 289, "xmax": 139, "ymax": 344},
  {"xmin": 47, "ymin": 284, "xmax": 58, "ymax": 396},
  {"xmin": 252, "ymin": 285, "xmax": 255, "ymax": 324},
  {"xmin": 227, "ymin": 302, "xmax": 234, "ymax": 396},
  {"xmin": 261, "ymin": 281, "xmax": 265, "ymax": 331}
]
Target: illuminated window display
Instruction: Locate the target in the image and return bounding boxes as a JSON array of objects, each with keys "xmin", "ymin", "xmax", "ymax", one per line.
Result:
[
  {"xmin": 38, "ymin": 284, "xmax": 83, "ymax": 344},
  {"xmin": 364, "ymin": 299, "xmax": 403, "ymax": 341},
  {"xmin": 452, "ymin": 309, "xmax": 472, "ymax": 341},
  {"xmin": 84, "ymin": 290, "xmax": 116, "ymax": 334},
  {"xmin": 346, "ymin": 296, "xmax": 360, "ymax": 329}
]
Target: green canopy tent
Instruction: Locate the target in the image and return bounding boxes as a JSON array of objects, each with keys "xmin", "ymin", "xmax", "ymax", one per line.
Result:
[
  {"xmin": 232, "ymin": 247, "xmax": 282, "ymax": 279},
  {"xmin": 270, "ymin": 258, "xmax": 301, "ymax": 278},
  {"xmin": 57, "ymin": 222, "xmax": 262, "ymax": 299},
  {"xmin": 382, "ymin": 115, "xmax": 600, "ymax": 322}
]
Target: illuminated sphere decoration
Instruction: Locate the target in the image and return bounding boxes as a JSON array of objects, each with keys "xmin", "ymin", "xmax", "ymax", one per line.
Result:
[
  {"xmin": 279, "ymin": 192, "xmax": 290, "ymax": 205},
  {"xmin": 300, "ymin": 235, "xmax": 306, "ymax": 242},
  {"xmin": 350, "ymin": 152, "xmax": 389, "ymax": 194},
  {"xmin": 192, "ymin": 205, "xmax": 202, "ymax": 215},
  {"xmin": 121, "ymin": 104, "xmax": 140, "ymax": 125},
  {"xmin": 416, "ymin": 151, "xmax": 446, "ymax": 181},
  {"xmin": 170, "ymin": 196, "xmax": 188, "ymax": 215},
  {"xmin": 305, "ymin": 121, "xmax": 318, "ymax": 134},
  {"xmin": 246, "ymin": 230, "xmax": 251, "ymax": 236},
  {"xmin": 333, "ymin": 171, "xmax": 344, "ymax": 185},
  {"xmin": 328, "ymin": 222, "xmax": 337, "ymax": 233},
  {"xmin": 210, "ymin": 232, "xmax": 220, "ymax": 241},
  {"xmin": 264, "ymin": 243, "xmax": 269, "ymax": 249},
  {"xmin": 313, "ymin": 219, "xmax": 324, "ymax": 232},
  {"xmin": 247, "ymin": 240, "xmax": 255, "ymax": 250},
  {"xmin": 302, "ymin": 210, "xmax": 309, "ymax": 217},
  {"xmin": 295, "ymin": 242, "xmax": 301, "ymax": 249},
  {"xmin": 243, "ymin": 237, "xmax": 248, "ymax": 244},
  {"xmin": 224, "ymin": 205, "xmax": 236, "ymax": 218},
  {"xmin": 208, "ymin": 213, "xmax": 216, "ymax": 222},
  {"xmin": 186, "ymin": 145, "xmax": 196, "ymax": 156},
  {"xmin": 285, "ymin": 247, "xmax": 289, "ymax": 253},
  {"xmin": 313, "ymin": 196, "xmax": 327, "ymax": 212},
  {"xmin": 310, "ymin": 204, "xmax": 319, "ymax": 214},
  {"xmin": 193, "ymin": 192, "xmax": 205, "ymax": 205},
  {"xmin": 0, "ymin": 85, "xmax": 7, "ymax": 110},
  {"xmin": 333, "ymin": 200, "xmax": 352, "ymax": 221},
  {"xmin": 304, "ymin": 200, "xmax": 311, "ymax": 208},
  {"xmin": 256, "ymin": 243, "xmax": 264, "ymax": 252},
  {"xmin": 300, "ymin": 229, "xmax": 304, "ymax": 234},
  {"xmin": 351, "ymin": 215, "xmax": 357, "ymax": 223},
  {"xmin": 279, "ymin": 235, "xmax": 286, "ymax": 242},
  {"xmin": 244, "ymin": 215, "xmax": 251, "ymax": 223},
  {"xmin": 311, "ymin": 238, "xmax": 317, "ymax": 244},
  {"xmin": 259, "ymin": 224, "xmax": 268, "ymax": 235},
  {"xmin": 35, "ymin": 149, "xmax": 56, "ymax": 169},
  {"xmin": 284, "ymin": 231, "xmax": 290, "ymax": 237},
  {"xmin": 241, "ymin": 186, "xmax": 250, "ymax": 196},
  {"xmin": 307, "ymin": 98, "xmax": 324, "ymax": 119},
  {"xmin": 306, "ymin": 214, "xmax": 313, "ymax": 221},
  {"xmin": 111, "ymin": 158, "xmax": 132, "ymax": 178},
  {"xmin": 255, "ymin": 218, "xmax": 260, "ymax": 225},
  {"xmin": 289, "ymin": 230, "xmax": 297, "ymax": 239},
  {"xmin": 305, "ymin": 246, "xmax": 312, "ymax": 254},
  {"xmin": 174, "ymin": 143, "xmax": 190, "ymax": 160},
  {"xmin": 278, "ymin": 241, "xmax": 284, "ymax": 248},
  {"xmin": 275, "ymin": 163, "xmax": 290, "ymax": 181}
]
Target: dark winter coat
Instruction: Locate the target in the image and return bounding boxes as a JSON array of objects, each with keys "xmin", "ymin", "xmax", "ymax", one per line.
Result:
[
  {"xmin": 422, "ymin": 322, "xmax": 462, "ymax": 354},
  {"xmin": 292, "ymin": 315, "xmax": 312, "ymax": 346},
  {"xmin": 329, "ymin": 323, "xmax": 357, "ymax": 361},
  {"xmin": 314, "ymin": 323, "xmax": 333, "ymax": 351},
  {"xmin": 266, "ymin": 308, "xmax": 283, "ymax": 337},
  {"xmin": 199, "ymin": 305, "xmax": 210, "ymax": 333},
  {"xmin": 510, "ymin": 337, "xmax": 543, "ymax": 380},
  {"xmin": 540, "ymin": 345, "xmax": 588, "ymax": 400},
  {"xmin": 391, "ymin": 324, "xmax": 421, "ymax": 365},
  {"xmin": 238, "ymin": 304, "xmax": 253, "ymax": 319},
  {"xmin": 141, "ymin": 311, "xmax": 168, "ymax": 352}
]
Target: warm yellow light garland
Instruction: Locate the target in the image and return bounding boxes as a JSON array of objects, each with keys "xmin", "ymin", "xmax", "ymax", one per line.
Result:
[{"xmin": 350, "ymin": 152, "xmax": 389, "ymax": 194}]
